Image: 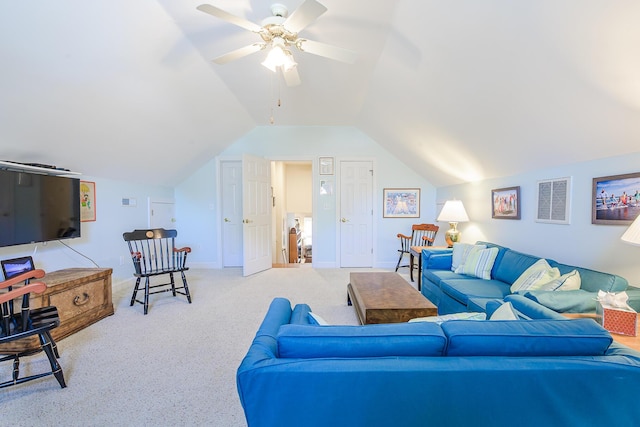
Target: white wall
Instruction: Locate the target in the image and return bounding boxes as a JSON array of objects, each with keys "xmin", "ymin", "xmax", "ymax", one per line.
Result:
[
  {"xmin": 436, "ymin": 151, "xmax": 640, "ymax": 286},
  {"xmin": 175, "ymin": 126, "xmax": 438, "ymax": 269},
  {"xmin": 0, "ymin": 175, "xmax": 174, "ymax": 284}
]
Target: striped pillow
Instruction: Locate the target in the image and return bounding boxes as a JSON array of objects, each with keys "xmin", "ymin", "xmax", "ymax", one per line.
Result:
[
  {"xmin": 455, "ymin": 246, "xmax": 499, "ymax": 280},
  {"xmin": 510, "ymin": 259, "xmax": 560, "ymax": 293},
  {"xmin": 538, "ymin": 270, "xmax": 581, "ymax": 291}
]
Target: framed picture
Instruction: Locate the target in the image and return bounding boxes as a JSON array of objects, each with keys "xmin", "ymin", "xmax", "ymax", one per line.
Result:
[
  {"xmin": 383, "ymin": 188, "xmax": 420, "ymax": 218},
  {"xmin": 491, "ymin": 186, "xmax": 521, "ymax": 219},
  {"xmin": 592, "ymin": 172, "xmax": 640, "ymax": 225},
  {"xmin": 80, "ymin": 180, "xmax": 96, "ymax": 222},
  {"xmin": 319, "ymin": 157, "xmax": 334, "ymax": 175},
  {"xmin": 536, "ymin": 177, "xmax": 571, "ymax": 224}
]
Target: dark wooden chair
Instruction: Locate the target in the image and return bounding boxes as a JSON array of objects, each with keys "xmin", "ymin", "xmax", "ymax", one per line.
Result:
[
  {"xmin": 0, "ymin": 269, "xmax": 66, "ymax": 389},
  {"xmin": 395, "ymin": 224, "xmax": 439, "ymax": 276},
  {"xmin": 123, "ymin": 228, "xmax": 192, "ymax": 315}
]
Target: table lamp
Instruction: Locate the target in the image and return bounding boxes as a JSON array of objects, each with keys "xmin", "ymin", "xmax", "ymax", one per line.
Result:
[
  {"xmin": 621, "ymin": 216, "xmax": 640, "ymax": 247},
  {"xmin": 437, "ymin": 200, "xmax": 469, "ymax": 247}
]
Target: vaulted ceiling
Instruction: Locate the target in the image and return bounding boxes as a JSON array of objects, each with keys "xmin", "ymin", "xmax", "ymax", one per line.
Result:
[{"xmin": 1, "ymin": 1, "xmax": 639, "ymax": 187}]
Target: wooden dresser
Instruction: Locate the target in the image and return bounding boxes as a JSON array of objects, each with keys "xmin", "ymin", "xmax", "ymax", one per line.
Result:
[{"xmin": 0, "ymin": 268, "xmax": 114, "ymax": 353}]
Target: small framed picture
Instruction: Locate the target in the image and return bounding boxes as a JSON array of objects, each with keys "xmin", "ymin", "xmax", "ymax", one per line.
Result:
[
  {"xmin": 383, "ymin": 188, "xmax": 420, "ymax": 218},
  {"xmin": 592, "ymin": 172, "xmax": 640, "ymax": 225},
  {"xmin": 319, "ymin": 157, "xmax": 334, "ymax": 175},
  {"xmin": 80, "ymin": 180, "xmax": 96, "ymax": 222},
  {"xmin": 491, "ymin": 186, "xmax": 521, "ymax": 220}
]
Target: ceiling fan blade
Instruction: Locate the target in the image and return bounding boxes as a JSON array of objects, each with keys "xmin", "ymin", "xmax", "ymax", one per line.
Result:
[
  {"xmin": 283, "ymin": 67, "xmax": 301, "ymax": 87},
  {"xmin": 284, "ymin": 0, "xmax": 327, "ymax": 34},
  {"xmin": 196, "ymin": 4, "xmax": 263, "ymax": 33},
  {"xmin": 213, "ymin": 43, "xmax": 265, "ymax": 65},
  {"xmin": 296, "ymin": 39, "xmax": 357, "ymax": 64}
]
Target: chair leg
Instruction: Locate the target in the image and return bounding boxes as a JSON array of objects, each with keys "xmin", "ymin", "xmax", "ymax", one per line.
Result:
[
  {"xmin": 12, "ymin": 355, "xmax": 19, "ymax": 384},
  {"xmin": 181, "ymin": 271, "xmax": 192, "ymax": 304},
  {"xmin": 169, "ymin": 272, "xmax": 177, "ymax": 297},
  {"xmin": 143, "ymin": 277, "xmax": 150, "ymax": 315},
  {"xmin": 395, "ymin": 252, "xmax": 404, "ymax": 271},
  {"xmin": 130, "ymin": 278, "xmax": 141, "ymax": 306},
  {"xmin": 39, "ymin": 333, "xmax": 66, "ymax": 388},
  {"xmin": 44, "ymin": 330, "xmax": 60, "ymax": 358}
]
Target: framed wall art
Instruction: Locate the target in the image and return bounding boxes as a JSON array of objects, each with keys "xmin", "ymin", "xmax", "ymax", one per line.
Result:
[
  {"xmin": 491, "ymin": 186, "xmax": 521, "ymax": 219},
  {"xmin": 536, "ymin": 177, "xmax": 571, "ymax": 225},
  {"xmin": 383, "ymin": 188, "xmax": 420, "ymax": 218},
  {"xmin": 319, "ymin": 157, "xmax": 334, "ymax": 175},
  {"xmin": 592, "ymin": 172, "xmax": 640, "ymax": 225},
  {"xmin": 80, "ymin": 180, "xmax": 96, "ymax": 222}
]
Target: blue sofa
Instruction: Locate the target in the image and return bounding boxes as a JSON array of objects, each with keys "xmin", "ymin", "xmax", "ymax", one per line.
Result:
[
  {"xmin": 237, "ymin": 297, "xmax": 640, "ymax": 427},
  {"xmin": 421, "ymin": 241, "xmax": 629, "ymax": 314}
]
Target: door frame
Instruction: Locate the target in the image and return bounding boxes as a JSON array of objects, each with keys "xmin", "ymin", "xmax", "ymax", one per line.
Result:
[{"xmin": 335, "ymin": 157, "xmax": 378, "ymax": 268}]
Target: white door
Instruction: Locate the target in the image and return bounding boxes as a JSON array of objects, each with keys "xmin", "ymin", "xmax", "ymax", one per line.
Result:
[
  {"xmin": 339, "ymin": 161, "xmax": 373, "ymax": 267},
  {"xmin": 221, "ymin": 161, "xmax": 243, "ymax": 267},
  {"xmin": 149, "ymin": 199, "xmax": 175, "ymax": 229},
  {"xmin": 242, "ymin": 154, "xmax": 272, "ymax": 276}
]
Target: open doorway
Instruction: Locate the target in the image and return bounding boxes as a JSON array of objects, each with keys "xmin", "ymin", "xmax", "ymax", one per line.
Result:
[{"xmin": 271, "ymin": 160, "xmax": 312, "ymax": 267}]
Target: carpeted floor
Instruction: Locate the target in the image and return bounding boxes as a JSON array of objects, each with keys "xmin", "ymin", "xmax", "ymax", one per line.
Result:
[{"xmin": 0, "ymin": 266, "xmax": 413, "ymax": 426}]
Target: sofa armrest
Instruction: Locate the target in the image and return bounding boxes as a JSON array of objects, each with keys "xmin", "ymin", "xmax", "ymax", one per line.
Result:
[
  {"xmin": 522, "ymin": 289, "xmax": 597, "ymax": 313},
  {"xmin": 422, "ymin": 249, "xmax": 453, "ymax": 270}
]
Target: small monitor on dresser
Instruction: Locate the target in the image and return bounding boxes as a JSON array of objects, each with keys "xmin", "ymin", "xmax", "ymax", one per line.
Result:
[{"xmin": 1, "ymin": 256, "xmax": 35, "ymax": 280}]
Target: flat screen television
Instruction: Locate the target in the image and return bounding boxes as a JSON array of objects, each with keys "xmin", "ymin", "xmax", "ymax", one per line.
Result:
[{"xmin": 0, "ymin": 169, "xmax": 81, "ymax": 247}]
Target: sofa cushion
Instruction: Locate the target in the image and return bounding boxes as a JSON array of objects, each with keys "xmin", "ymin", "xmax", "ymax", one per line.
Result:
[
  {"xmin": 510, "ymin": 259, "xmax": 560, "ymax": 293},
  {"xmin": 277, "ymin": 323, "xmax": 447, "ymax": 358},
  {"xmin": 440, "ymin": 278, "xmax": 512, "ymax": 306},
  {"xmin": 551, "ymin": 262, "xmax": 628, "ymax": 293},
  {"xmin": 493, "ymin": 249, "xmax": 545, "ymax": 285},
  {"xmin": 442, "ymin": 319, "xmax": 612, "ymax": 357},
  {"xmin": 423, "ymin": 269, "xmax": 474, "ymax": 287},
  {"xmin": 524, "ymin": 289, "xmax": 598, "ymax": 312},
  {"xmin": 455, "ymin": 246, "xmax": 499, "ymax": 280}
]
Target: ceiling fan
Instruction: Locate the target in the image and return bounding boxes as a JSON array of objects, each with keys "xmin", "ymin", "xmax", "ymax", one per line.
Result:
[{"xmin": 196, "ymin": 1, "xmax": 357, "ymax": 86}]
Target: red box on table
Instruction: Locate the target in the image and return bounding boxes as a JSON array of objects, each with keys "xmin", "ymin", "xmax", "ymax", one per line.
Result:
[{"xmin": 596, "ymin": 301, "xmax": 637, "ymax": 336}]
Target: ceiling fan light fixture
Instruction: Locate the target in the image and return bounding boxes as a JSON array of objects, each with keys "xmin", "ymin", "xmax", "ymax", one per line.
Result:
[{"xmin": 261, "ymin": 44, "xmax": 297, "ymax": 72}]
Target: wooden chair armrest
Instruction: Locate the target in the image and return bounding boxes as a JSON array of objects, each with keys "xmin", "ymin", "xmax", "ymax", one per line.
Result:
[
  {"xmin": 174, "ymin": 247, "xmax": 192, "ymax": 253},
  {"xmin": 397, "ymin": 233, "xmax": 411, "ymax": 240},
  {"xmin": 0, "ymin": 269, "xmax": 45, "ymax": 290},
  {"xmin": 0, "ymin": 282, "xmax": 47, "ymax": 304},
  {"xmin": 131, "ymin": 252, "xmax": 142, "ymax": 260},
  {"xmin": 422, "ymin": 236, "xmax": 435, "ymax": 244}
]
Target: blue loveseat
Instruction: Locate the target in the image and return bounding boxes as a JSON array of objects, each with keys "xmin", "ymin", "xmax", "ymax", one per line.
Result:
[
  {"xmin": 421, "ymin": 241, "xmax": 629, "ymax": 314},
  {"xmin": 237, "ymin": 297, "xmax": 640, "ymax": 427}
]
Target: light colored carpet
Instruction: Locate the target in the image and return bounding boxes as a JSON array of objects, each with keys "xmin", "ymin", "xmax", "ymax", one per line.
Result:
[{"xmin": 0, "ymin": 266, "xmax": 414, "ymax": 426}]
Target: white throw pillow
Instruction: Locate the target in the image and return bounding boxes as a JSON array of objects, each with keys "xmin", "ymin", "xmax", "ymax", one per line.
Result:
[
  {"xmin": 454, "ymin": 246, "xmax": 499, "ymax": 280},
  {"xmin": 451, "ymin": 243, "xmax": 486, "ymax": 272},
  {"xmin": 538, "ymin": 270, "xmax": 581, "ymax": 291},
  {"xmin": 490, "ymin": 301, "xmax": 519, "ymax": 320},
  {"xmin": 409, "ymin": 312, "xmax": 487, "ymax": 324},
  {"xmin": 510, "ymin": 259, "xmax": 560, "ymax": 293},
  {"xmin": 308, "ymin": 312, "xmax": 329, "ymax": 325}
]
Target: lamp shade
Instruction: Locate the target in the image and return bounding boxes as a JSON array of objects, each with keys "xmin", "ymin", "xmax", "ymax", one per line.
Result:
[
  {"xmin": 621, "ymin": 216, "xmax": 640, "ymax": 247},
  {"xmin": 437, "ymin": 200, "xmax": 469, "ymax": 223}
]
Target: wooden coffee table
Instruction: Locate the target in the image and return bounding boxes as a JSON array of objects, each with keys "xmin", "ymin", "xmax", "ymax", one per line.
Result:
[{"xmin": 347, "ymin": 272, "xmax": 437, "ymax": 324}]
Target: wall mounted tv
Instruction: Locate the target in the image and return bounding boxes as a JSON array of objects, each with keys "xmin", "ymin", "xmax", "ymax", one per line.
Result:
[{"xmin": 0, "ymin": 169, "xmax": 81, "ymax": 247}]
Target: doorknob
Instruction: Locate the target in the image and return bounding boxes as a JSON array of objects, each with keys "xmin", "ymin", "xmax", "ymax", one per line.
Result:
[
  {"xmin": 341, "ymin": 218, "xmax": 349, "ymax": 223},
  {"xmin": 224, "ymin": 218, "xmax": 230, "ymax": 222},
  {"xmin": 243, "ymin": 219, "xmax": 253, "ymax": 224}
]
